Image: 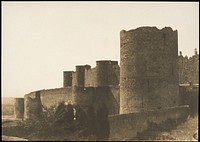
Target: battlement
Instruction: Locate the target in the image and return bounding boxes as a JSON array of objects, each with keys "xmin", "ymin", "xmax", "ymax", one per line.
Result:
[
  {"xmin": 64, "ymin": 60, "xmax": 119, "ymax": 88},
  {"xmin": 121, "ymin": 26, "xmax": 176, "ymax": 34}
]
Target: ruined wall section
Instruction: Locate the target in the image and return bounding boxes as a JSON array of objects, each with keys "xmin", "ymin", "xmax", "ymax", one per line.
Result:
[
  {"xmin": 14, "ymin": 98, "xmax": 24, "ymax": 119},
  {"xmin": 24, "ymin": 91, "xmax": 42, "ymax": 120},
  {"xmin": 120, "ymin": 27, "xmax": 179, "ymax": 114},
  {"xmin": 24, "ymin": 87, "xmax": 72, "ymax": 119},
  {"xmin": 178, "ymin": 50, "xmax": 199, "ymax": 84}
]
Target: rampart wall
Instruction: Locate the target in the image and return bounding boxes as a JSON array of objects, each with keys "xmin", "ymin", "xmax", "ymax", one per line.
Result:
[
  {"xmin": 24, "ymin": 85, "xmax": 119, "ymax": 118},
  {"xmin": 108, "ymin": 105, "xmax": 189, "ymax": 140},
  {"xmin": 40, "ymin": 87, "xmax": 72, "ymax": 108}
]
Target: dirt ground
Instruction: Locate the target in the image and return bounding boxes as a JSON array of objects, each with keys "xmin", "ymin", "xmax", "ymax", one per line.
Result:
[{"xmin": 167, "ymin": 115, "xmax": 198, "ymax": 141}]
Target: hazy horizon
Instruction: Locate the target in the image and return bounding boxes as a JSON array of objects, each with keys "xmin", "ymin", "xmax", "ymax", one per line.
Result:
[{"xmin": 2, "ymin": 2, "xmax": 199, "ymax": 97}]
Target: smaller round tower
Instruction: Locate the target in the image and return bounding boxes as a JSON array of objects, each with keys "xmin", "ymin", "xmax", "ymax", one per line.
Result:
[
  {"xmin": 95, "ymin": 60, "xmax": 119, "ymax": 87},
  {"xmin": 63, "ymin": 71, "xmax": 73, "ymax": 87},
  {"xmin": 75, "ymin": 65, "xmax": 85, "ymax": 87},
  {"xmin": 24, "ymin": 91, "xmax": 42, "ymax": 120},
  {"xmin": 14, "ymin": 98, "xmax": 24, "ymax": 119},
  {"xmin": 95, "ymin": 61, "xmax": 109, "ymax": 87}
]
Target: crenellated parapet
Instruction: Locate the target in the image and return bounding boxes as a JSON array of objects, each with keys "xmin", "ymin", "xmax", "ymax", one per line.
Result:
[{"xmin": 69, "ymin": 61, "xmax": 120, "ymax": 87}]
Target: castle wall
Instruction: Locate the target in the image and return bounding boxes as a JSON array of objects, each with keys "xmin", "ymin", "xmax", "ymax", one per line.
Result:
[
  {"xmin": 110, "ymin": 86, "xmax": 120, "ymax": 106},
  {"xmin": 72, "ymin": 86, "xmax": 95, "ymax": 109},
  {"xmin": 72, "ymin": 86, "xmax": 120, "ymax": 115},
  {"xmin": 14, "ymin": 98, "xmax": 24, "ymax": 119},
  {"xmin": 24, "ymin": 88, "xmax": 72, "ymax": 119},
  {"xmin": 108, "ymin": 105, "xmax": 189, "ymax": 140},
  {"xmin": 63, "ymin": 71, "xmax": 73, "ymax": 87},
  {"xmin": 94, "ymin": 86, "xmax": 119, "ymax": 115},
  {"xmin": 40, "ymin": 87, "xmax": 72, "ymax": 108},
  {"xmin": 120, "ymin": 27, "xmax": 179, "ymax": 114}
]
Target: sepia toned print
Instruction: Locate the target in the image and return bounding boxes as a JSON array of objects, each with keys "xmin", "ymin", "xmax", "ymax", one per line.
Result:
[{"xmin": 2, "ymin": 2, "xmax": 198, "ymax": 141}]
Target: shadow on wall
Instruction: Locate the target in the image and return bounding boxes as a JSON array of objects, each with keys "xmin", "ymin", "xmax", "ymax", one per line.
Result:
[
  {"xmin": 94, "ymin": 86, "xmax": 119, "ymax": 115},
  {"xmin": 72, "ymin": 86, "xmax": 120, "ymax": 116},
  {"xmin": 179, "ymin": 84, "xmax": 199, "ymax": 116}
]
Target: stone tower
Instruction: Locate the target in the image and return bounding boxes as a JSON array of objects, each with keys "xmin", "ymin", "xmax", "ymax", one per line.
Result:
[
  {"xmin": 95, "ymin": 60, "xmax": 119, "ymax": 87},
  {"xmin": 14, "ymin": 98, "xmax": 24, "ymax": 119},
  {"xmin": 63, "ymin": 71, "xmax": 73, "ymax": 87},
  {"xmin": 24, "ymin": 91, "xmax": 43, "ymax": 120},
  {"xmin": 75, "ymin": 65, "xmax": 85, "ymax": 87},
  {"xmin": 120, "ymin": 27, "xmax": 179, "ymax": 114}
]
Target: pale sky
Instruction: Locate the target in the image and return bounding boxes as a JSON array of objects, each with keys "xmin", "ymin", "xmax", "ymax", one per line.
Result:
[{"xmin": 2, "ymin": 2, "xmax": 199, "ymax": 97}]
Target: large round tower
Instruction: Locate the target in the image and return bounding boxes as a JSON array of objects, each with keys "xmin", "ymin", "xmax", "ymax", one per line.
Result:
[{"xmin": 120, "ymin": 27, "xmax": 179, "ymax": 114}]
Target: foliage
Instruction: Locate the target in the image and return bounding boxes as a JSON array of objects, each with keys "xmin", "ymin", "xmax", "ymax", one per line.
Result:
[{"xmin": 5, "ymin": 102, "xmax": 110, "ymax": 141}]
